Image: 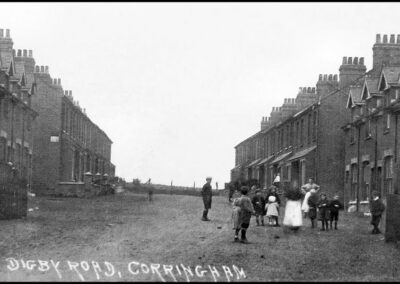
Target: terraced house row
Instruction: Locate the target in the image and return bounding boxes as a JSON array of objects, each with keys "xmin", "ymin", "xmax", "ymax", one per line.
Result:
[
  {"xmin": 232, "ymin": 33, "xmax": 400, "ymax": 211},
  {"xmin": 0, "ymin": 28, "xmax": 115, "ymax": 200}
]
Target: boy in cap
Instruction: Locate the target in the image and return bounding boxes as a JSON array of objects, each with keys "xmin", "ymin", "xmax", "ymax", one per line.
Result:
[
  {"xmin": 251, "ymin": 189, "xmax": 266, "ymax": 226},
  {"xmin": 370, "ymin": 190, "xmax": 385, "ymax": 234},
  {"xmin": 329, "ymin": 194, "xmax": 343, "ymax": 230},
  {"xmin": 201, "ymin": 177, "xmax": 213, "ymax": 221}
]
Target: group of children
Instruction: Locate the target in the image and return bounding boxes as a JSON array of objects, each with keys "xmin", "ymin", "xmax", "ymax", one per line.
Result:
[
  {"xmin": 231, "ymin": 185, "xmax": 281, "ymax": 243},
  {"xmin": 305, "ymin": 191, "xmax": 343, "ymax": 231},
  {"xmin": 231, "ymin": 183, "xmax": 386, "ymax": 243}
]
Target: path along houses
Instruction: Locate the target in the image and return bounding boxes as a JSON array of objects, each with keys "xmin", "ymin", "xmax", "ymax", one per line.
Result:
[{"xmin": 232, "ymin": 34, "xmax": 400, "ymax": 211}]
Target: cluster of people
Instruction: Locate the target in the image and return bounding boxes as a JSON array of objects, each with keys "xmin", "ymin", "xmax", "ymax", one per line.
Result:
[
  {"xmin": 230, "ymin": 185, "xmax": 282, "ymax": 243},
  {"xmin": 200, "ymin": 175, "xmax": 386, "ymax": 243}
]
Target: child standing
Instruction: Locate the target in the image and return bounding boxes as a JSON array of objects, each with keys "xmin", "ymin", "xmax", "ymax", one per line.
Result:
[
  {"xmin": 317, "ymin": 193, "xmax": 330, "ymax": 231},
  {"xmin": 233, "ymin": 186, "xmax": 255, "ymax": 243},
  {"xmin": 329, "ymin": 194, "xmax": 343, "ymax": 230},
  {"xmin": 307, "ymin": 189, "xmax": 319, "ymax": 228},
  {"xmin": 251, "ymin": 189, "xmax": 266, "ymax": 226},
  {"xmin": 370, "ymin": 190, "xmax": 385, "ymax": 234},
  {"xmin": 265, "ymin": 195, "xmax": 280, "ymax": 227}
]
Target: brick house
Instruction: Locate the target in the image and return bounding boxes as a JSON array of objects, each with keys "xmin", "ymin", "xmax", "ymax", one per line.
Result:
[
  {"xmin": 0, "ymin": 29, "xmax": 38, "ymax": 218},
  {"xmin": 0, "ymin": 30, "xmax": 116, "ymax": 196},
  {"xmin": 232, "ymin": 45, "xmax": 367, "ymax": 200},
  {"xmin": 343, "ymin": 34, "xmax": 400, "ymax": 212}
]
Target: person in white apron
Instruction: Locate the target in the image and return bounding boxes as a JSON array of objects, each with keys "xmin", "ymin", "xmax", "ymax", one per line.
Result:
[
  {"xmin": 301, "ymin": 178, "xmax": 320, "ymax": 218},
  {"xmin": 283, "ymin": 182, "xmax": 304, "ymax": 231}
]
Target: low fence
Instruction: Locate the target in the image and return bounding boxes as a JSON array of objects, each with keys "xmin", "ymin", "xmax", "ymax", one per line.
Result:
[
  {"xmin": 125, "ymin": 183, "xmax": 221, "ymax": 197},
  {"xmin": 55, "ymin": 173, "xmax": 115, "ymax": 198},
  {"xmin": 0, "ymin": 163, "xmax": 28, "ymax": 220}
]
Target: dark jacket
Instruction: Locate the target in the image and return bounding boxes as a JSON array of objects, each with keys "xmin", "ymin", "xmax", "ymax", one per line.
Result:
[
  {"xmin": 201, "ymin": 183, "xmax": 212, "ymax": 209},
  {"xmin": 317, "ymin": 198, "xmax": 330, "ymax": 220},
  {"xmin": 307, "ymin": 193, "xmax": 319, "ymax": 208},
  {"xmin": 329, "ymin": 200, "xmax": 343, "ymax": 213},
  {"xmin": 370, "ymin": 198, "xmax": 385, "ymax": 216},
  {"xmin": 251, "ymin": 195, "xmax": 266, "ymax": 215}
]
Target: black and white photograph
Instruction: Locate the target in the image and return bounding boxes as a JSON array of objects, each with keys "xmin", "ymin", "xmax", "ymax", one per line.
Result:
[{"xmin": 1, "ymin": 2, "xmax": 400, "ymax": 282}]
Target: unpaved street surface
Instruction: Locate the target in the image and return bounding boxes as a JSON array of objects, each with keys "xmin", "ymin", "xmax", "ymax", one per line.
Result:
[{"xmin": 1, "ymin": 190, "xmax": 400, "ymax": 281}]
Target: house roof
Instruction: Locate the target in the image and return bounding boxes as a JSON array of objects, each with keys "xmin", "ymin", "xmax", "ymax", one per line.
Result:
[
  {"xmin": 362, "ymin": 77, "xmax": 380, "ymax": 99},
  {"xmin": 346, "ymin": 86, "xmax": 363, "ymax": 108}
]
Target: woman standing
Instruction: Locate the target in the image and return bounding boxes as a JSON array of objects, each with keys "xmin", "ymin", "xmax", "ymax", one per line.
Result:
[
  {"xmin": 301, "ymin": 178, "xmax": 320, "ymax": 218},
  {"xmin": 283, "ymin": 181, "xmax": 304, "ymax": 231}
]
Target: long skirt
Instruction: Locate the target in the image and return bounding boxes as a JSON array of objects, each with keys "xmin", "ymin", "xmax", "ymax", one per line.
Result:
[
  {"xmin": 283, "ymin": 200, "xmax": 303, "ymax": 227},
  {"xmin": 301, "ymin": 192, "xmax": 311, "ymax": 213}
]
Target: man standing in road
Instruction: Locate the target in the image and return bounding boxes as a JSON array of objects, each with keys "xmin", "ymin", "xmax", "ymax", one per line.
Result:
[{"xmin": 201, "ymin": 177, "xmax": 213, "ymax": 221}]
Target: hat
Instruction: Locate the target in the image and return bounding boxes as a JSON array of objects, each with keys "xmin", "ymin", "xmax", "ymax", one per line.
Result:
[
  {"xmin": 206, "ymin": 177, "xmax": 212, "ymax": 181},
  {"xmin": 268, "ymin": 196, "xmax": 276, "ymax": 203}
]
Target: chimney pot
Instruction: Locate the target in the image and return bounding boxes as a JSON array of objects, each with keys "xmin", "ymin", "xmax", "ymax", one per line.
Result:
[
  {"xmin": 328, "ymin": 74, "xmax": 332, "ymax": 81},
  {"xmin": 359, "ymin": 57, "xmax": 364, "ymax": 65},
  {"xmin": 23, "ymin": 49, "xmax": 27, "ymax": 57},
  {"xmin": 383, "ymin": 34, "xmax": 388, "ymax": 43},
  {"xmin": 53, "ymin": 78, "xmax": 57, "ymax": 85},
  {"xmin": 40, "ymin": 66, "xmax": 44, "ymax": 73},
  {"xmin": 64, "ymin": 90, "xmax": 68, "ymax": 96},
  {"xmin": 323, "ymin": 74, "xmax": 327, "ymax": 81},
  {"xmin": 376, "ymin": 34, "xmax": 381, "ymax": 44},
  {"xmin": 333, "ymin": 74, "xmax": 338, "ymax": 81},
  {"xmin": 12, "ymin": 49, "xmax": 15, "ymax": 57},
  {"xmin": 35, "ymin": 66, "xmax": 40, "ymax": 73},
  {"xmin": 5, "ymin": 29, "xmax": 10, "ymax": 38},
  {"xmin": 342, "ymin": 56, "xmax": 347, "ymax": 65},
  {"xmin": 28, "ymin": 50, "xmax": 32, "ymax": 57},
  {"xmin": 17, "ymin": 49, "xmax": 21, "ymax": 57},
  {"xmin": 348, "ymin": 57, "xmax": 353, "ymax": 64},
  {"xmin": 45, "ymin": 66, "xmax": 49, "ymax": 73},
  {"xmin": 353, "ymin": 57, "xmax": 358, "ymax": 65},
  {"xmin": 57, "ymin": 78, "xmax": 61, "ymax": 85},
  {"xmin": 390, "ymin": 34, "xmax": 395, "ymax": 43},
  {"xmin": 397, "ymin": 35, "xmax": 400, "ymax": 44},
  {"xmin": 69, "ymin": 90, "xmax": 72, "ymax": 96},
  {"xmin": 0, "ymin": 29, "xmax": 3, "ymax": 38},
  {"xmin": 319, "ymin": 74, "xmax": 322, "ymax": 81},
  {"xmin": 307, "ymin": 87, "xmax": 311, "ymax": 93}
]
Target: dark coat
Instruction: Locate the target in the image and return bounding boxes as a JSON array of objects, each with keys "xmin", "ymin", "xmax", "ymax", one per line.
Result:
[
  {"xmin": 307, "ymin": 193, "xmax": 319, "ymax": 220},
  {"xmin": 370, "ymin": 198, "xmax": 385, "ymax": 217},
  {"xmin": 317, "ymin": 198, "xmax": 330, "ymax": 221},
  {"xmin": 237, "ymin": 196, "xmax": 255, "ymax": 225},
  {"xmin": 251, "ymin": 195, "xmax": 266, "ymax": 215},
  {"xmin": 201, "ymin": 183, "xmax": 212, "ymax": 209},
  {"xmin": 329, "ymin": 200, "xmax": 343, "ymax": 214}
]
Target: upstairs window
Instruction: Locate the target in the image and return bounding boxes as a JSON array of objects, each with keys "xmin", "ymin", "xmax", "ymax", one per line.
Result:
[{"xmin": 365, "ymin": 120, "xmax": 371, "ymax": 138}]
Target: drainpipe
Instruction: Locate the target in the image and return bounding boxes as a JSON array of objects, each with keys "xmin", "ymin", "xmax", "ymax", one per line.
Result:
[
  {"xmin": 356, "ymin": 125, "xmax": 361, "ymax": 212},
  {"xmin": 374, "ymin": 115, "xmax": 378, "ymax": 196},
  {"xmin": 395, "ymin": 113, "xmax": 398, "ymax": 194}
]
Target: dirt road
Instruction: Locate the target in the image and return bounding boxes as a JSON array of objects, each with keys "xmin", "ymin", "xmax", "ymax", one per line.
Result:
[{"xmin": 0, "ymin": 190, "xmax": 400, "ymax": 281}]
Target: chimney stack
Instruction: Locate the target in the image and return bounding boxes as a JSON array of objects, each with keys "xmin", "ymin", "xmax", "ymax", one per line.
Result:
[
  {"xmin": 390, "ymin": 34, "xmax": 395, "ymax": 44},
  {"xmin": 40, "ymin": 66, "xmax": 44, "ymax": 73},
  {"xmin": 376, "ymin": 34, "xmax": 381, "ymax": 44},
  {"xmin": 0, "ymin": 29, "xmax": 3, "ymax": 38},
  {"xmin": 373, "ymin": 34, "xmax": 400, "ymax": 73},
  {"xmin": 57, "ymin": 78, "xmax": 61, "ymax": 85},
  {"xmin": 53, "ymin": 78, "xmax": 57, "ymax": 85}
]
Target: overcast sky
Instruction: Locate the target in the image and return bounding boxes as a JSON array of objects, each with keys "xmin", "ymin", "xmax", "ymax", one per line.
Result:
[{"xmin": 2, "ymin": 2, "xmax": 400, "ymax": 187}]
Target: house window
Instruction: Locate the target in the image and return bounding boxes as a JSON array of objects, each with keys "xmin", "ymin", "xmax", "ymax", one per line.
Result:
[
  {"xmin": 300, "ymin": 119, "xmax": 304, "ymax": 146},
  {"xmin": 365, "ymin": 120, "xmax": 371, "ymax": 138},
  {"xmin": 313, "ymin": 111, "xmax": 317, "ymax": 142},
  {"xmin": 0, "ymin": 138, "xmax": 5, "ymax": 161},
  {"xmin": 308, "ymin": 113, "xmax": 312, "ymax": 145},
  {"xmin": 384, "ymin": 156, "xmax": 393, "ymax": 197},
  {"xmin": 377, "ymin": 97, "xmax": 382, "ymax": 107},
  {"xmin": 361, "ymin": 162, "xmax": 370, "ymax": 201},
  {"xmin": 3, "ymin": 100, "xmax": 8, "ymax": 119},
  {"xmin": 350, "ymin": 127, "xmax": 355, "ymax": 144},
  {"xmin": 386, "ymin": 113, "xmax": 391, "ymax": 130},
  {"xmin": 351, "ymin": 163, "xmax": 358, "ymax": 201}
]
